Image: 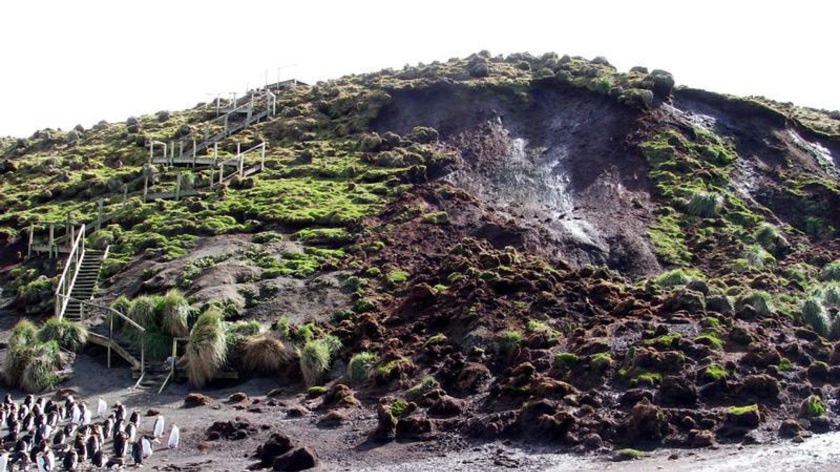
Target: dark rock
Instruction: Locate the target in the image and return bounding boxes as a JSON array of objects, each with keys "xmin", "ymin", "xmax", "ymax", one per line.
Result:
[
  {"xmin": 807, "ymin": 362, "xmax": 829, "ymax": 381},
  {"xmin": 741, "ymin": 347, "xmax": 781, "ymax": 368},
  {"xmin": 228, "ymin": 392, "xmax": 248, "ymax": 403},
  {"xmin": 256, "ymin": 432, "xmax": 293, "ymax": 467},
  {"xmin": 626, "ymin": 398, "xmax": 670, "ymax": 441},
  {"xmin": 619, "ymin": 389, "xmax": 653, "ymax": 407},
  {"xmin": 778, "ymin": 419, "xmax": 803, "ymax": 438},
  {"xmin": 726, "ymin": 406, "xmax": 761, "ymax": 428},
  {"xmin": 317, "ymin": 411, "xmax": 348, "ymax": 428},
  {"xmin": 272, "ymin": 446, "xmax": 318, "ymax": 471},
  {"xmin": 371, "ymin": 401, "xmax": 397, "ymax": 441},
  {"xmin": 663, "ymin": 289, "xmax": 705, "ymax": 314},
  {"xmin": 319, "ymin": 383, "xmax": 360, "ymax": 409},
  {"xmin": 737, "ymin": 374, "xmax": 781, "ymax": 399},
  {"xmin": 455, "ymin": 362, "xmax": 492, "ymax": 394},
  {"xmin": 428, "ymin": 395, "xmax": 465, "ymax": 417},
  {"xmin": 658, "ymin": 376, "xmax": 698, "ymax": 406},
  {"xmin": 648, "ymin": 69, "xmax": 675, "ymax": 98},
  {"xmin": 396, "ymin": 416, "xmax": 434, "ymax": 439},
  {"xmin": 184, "ymin": 393, "xmax": 212, "ymax": 408},
  {"xmin": 145, "ymin": 409, "xmax": 160, "ymax": 417},
  {"xmin": 286, "ymin": 406, "xmax": 309, "ymax": 418},
  {"xmin": 688, "ymin": 428, "xmax": 716, "ymax": 447},
  {"xmin": 809, "ymin": 416, "xmax": 831, "ymax": 433},
  {"xmin": 582, "ymin": 432, "xmax": 604, "ymax": 450}
]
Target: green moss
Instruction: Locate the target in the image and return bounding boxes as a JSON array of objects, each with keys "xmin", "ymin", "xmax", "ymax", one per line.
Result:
[
  {"xmin": 347, "ymin": 351, "xmax": 377, "ymax": 382},
  {"xmin": 727, "ymin": 404, "xmax": 758, "ymax": 416},
  {"xmin": 778, "ymin": 357, "xmax": 793, "ymax": 372},
  {"xmin": 423, "ymin": 333, "xmax": 448, "ymax": 346},
  {"xmin": 386, "ymin": 270, "xmax": 409, "ymax": 285},
  {"xmin": 553, "ymin": 352, "xmax": 579, "ymax": 370},
  {"xmin": 390, "ymin": 398, "xmax": 409, "ymax": 417},
  {"xmin": 405, "ymin": 376, "xmax": 440, "ymax": 401},
  {"xmin": 590, "ymin": 352, "xmax": 613, "ymax": 370},
  {"xmin": 694, "ymin": 332, "xmax": 724, "ymax": 350},
  {"xmin": 642, "ymin": 332, "xmax": 682, "ymax": 349},
  {"xmin": 307, "ymin": 386, "xmax": 327, "ymax": 397},
  {"xmin": 498, "ymin": 329, "xmax": 523, "ymax": 356},
  {"xmin": 613, "ymin": 449, "xmax": 644, "ymax": 461},
  {"xmin": 705, "ymin": 363, "xmax": 729, "ymax": 381},
  {"xmin": 630, "ymin": 371, "xmax": 662, "ymax": 387},
  {"xmin": 804, "ymin": 395, "xmax": 826, "ymax": 417},
  {"xmin": 422, "ymin": 211, "xmax": 449, "ymax": 224}
]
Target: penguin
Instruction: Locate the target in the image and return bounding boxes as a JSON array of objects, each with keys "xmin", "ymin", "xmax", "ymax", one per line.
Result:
[
  {"xmin": 113, "ymin": 418, "xmax": 124, "ymax": 440},
  {"xmin": 3, "ymin": 394, "xmax": 12, "ymax": 406},
  {"xmin": 113, "ymin": 431, "xmax": 127, "ymax": 458},
  {"xmin": 125, "ymin": 422, "xmax": 137, "ymax": 443},
  {"xmin": 140, "ymin": 436, "xmax": 153, "ymax": 459},
  {"xmin": 113, "ymin": 403, "xmax": 126, "ymax": 423},
  {"xmin": 130, "ymin": 441, "xmax": 143, "ymax": 466},
  {"xmin": 91, "ymin": 449, "xmax": 106, "ymax": 468},
  {"xmin": 63, "ymin": 396, "xmax": 74, "ymax": 413},
  {"xmin": 62, "ymin": 423, "xmax": 76, "ymax": 439},
  {"xmin": 102, "ymin": 417, "xmax": 114, "ymax": 440},
  {"xmin": 152, "ymin": 416, "xmax": 164, "ymax": 440},
  {"xmin": 167, "ymin": 425, "xmax": 180, "ymax": 449},
  {"xmin": 85, "ymin": 434, "xmax": 100, "ymax": 461},
  {"xmin": 46, "ymin": 411, "xmax": 58, "ymax": 429},
  {"xmin": 73, "ymin": 435, "xmax": 86, "ymax": 463},
  {"xmin": 61, "ymin": 445, "xmax": 77, "ymax": 472},
  {"xmin": 69, "ymin": 404, "xmax": 80, "ymax": 425},
  {"xmin": 22, "ymin": 396, "xmax": 33, "ymax": 409},
  {"xmin": 78, "ymin": 404, "xmax": 90, "ymax": 427},
  {"xmin": 52, "ymin": 429, "xmax": 66, "ymax": 446},
  {"xmin": 0, "ymin": 449, "xmax": 7, "ymax": 472},
  {"xmin": 128, "ymin": 410, "xmax": 140, "ymax": 428}
]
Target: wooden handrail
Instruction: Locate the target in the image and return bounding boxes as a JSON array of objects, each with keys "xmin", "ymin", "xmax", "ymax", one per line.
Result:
[{"xmin": 55, "ymin": 224, "xmax": 85, "ymax": 319}]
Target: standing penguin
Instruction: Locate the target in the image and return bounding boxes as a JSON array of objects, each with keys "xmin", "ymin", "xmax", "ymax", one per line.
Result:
[
  {"xmin": 125, "ymin": 423, "xmax": 137, "ymax": 443},
  {"xmin": 85, "ymin": 433, "xmax": 100, "ymax": 461},
  {"xmin": 61, "ymin": 445, "xmax": 77, "ymax": 472},
  {"xmin": 0, "ymin": 448, "xmax": 8, "ymax": 472},
  {"xmin": 52, "ymin": 429, "xmax": 66, "ymax": 446},
  {"xmin": 167, "ymin": 425, "xmax": 180, "ymax": 449},
  {"xmin": 91, "ymin": 449, "xmax": 106, "ymax": 468},
  {"xmin": 102, "ymin": 416, "xmax": 114, "ymax": 440},
  {"xmin": 130, "ymin": 441, "xmax": 143, "ymax": 466},
  {"xmin": 152, "ymin": 416, "xmax": 164, "ymax": 440},
  {"xmin": 128, "ymin": 410, "xmax": 140, "ymax": 429},
  {"xmin": 140, "ymin": 436, "xmax": 153, "ymax": 459},
  {"xmin": 113, "ymin": 431, "xmax": 127, "ymax": 459},
  {"xmin": 113, "ymin": 403, "xmax": 126, "ymax": 423}
]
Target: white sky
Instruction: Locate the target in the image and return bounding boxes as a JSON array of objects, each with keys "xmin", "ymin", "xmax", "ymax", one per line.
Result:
[{"xmin": 1, "ymin": 1, "xmax": 837, "ymax": 137}]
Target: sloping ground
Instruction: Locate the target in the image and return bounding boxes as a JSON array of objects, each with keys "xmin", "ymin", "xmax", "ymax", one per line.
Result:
[
  {"xmin": 4, "ymin": 52, "xmax": 840, "ymax": 463},
  {"xmin": 374, "ymin": 81, "xmax": 660, "ymax": 276}
]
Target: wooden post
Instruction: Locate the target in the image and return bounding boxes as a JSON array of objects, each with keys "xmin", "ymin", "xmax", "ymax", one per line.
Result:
[
  {"xmin": 237, "ymin": 143, "xmax": 243, "ymax": 176},
  {"xmin": 67, "ymin": 214, "xmax": 73, "ymax": 255},
  {"xmin": 122, "ymin": 184, "xmax": 128, "ymax": 208},
  {"xmin": 26, "ymin": 224, "xmax": 33, "ymax": 259},
  {"xmin": 261, "ymin": 143, "xmax": 266, "ymax": 170},
  {"xmin": 214, "ymin": 142, "xmax": 218, "ymax": 165},
  {"xmin": 143, "ymin": 175, "xmax": 149, "ymax": 203},
  {"xmin": 179, "ymin": 140, "xmax": 184, "ymax": 160},
  {"xmin": 96, "ymin": 200, "xmax": 103, "ymax": 230},
  {"xmin": 219, "ymin": 165, "xmax": 224, "ymax": 186},
  {"xmin": 192, "ymin": 139, "xmax": 197, "ymax": 167},
  {"xmin": 176, "ymin": 170, "xmax": 182, "ymax": 201},
  {"xmin": 108, "ymin": 310, "xmax": 113, "ymax": 368},
  {"xmin": 48, "ymin": 224, "xmax": 55, "ymax": 259}
]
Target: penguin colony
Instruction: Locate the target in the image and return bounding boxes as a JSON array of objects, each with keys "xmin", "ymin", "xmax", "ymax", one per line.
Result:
[{"xmin": 0, "ymin": 394, "xmax": 179, "ymax": 471}]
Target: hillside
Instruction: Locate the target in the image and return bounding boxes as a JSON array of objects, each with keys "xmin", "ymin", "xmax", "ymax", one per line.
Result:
[{"xmin": 3, "ymin": 51, "xmax": 840, "ymax": 466}]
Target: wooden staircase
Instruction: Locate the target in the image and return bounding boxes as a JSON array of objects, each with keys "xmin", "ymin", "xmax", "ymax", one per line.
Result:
[{"xmin": 62, "ymin": 249, "xmax": 105, "ymax": 322}]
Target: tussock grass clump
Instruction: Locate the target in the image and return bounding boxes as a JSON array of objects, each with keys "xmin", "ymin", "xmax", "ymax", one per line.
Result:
[
  {"xmin": 127, "ymin": 295, "xmax": 158, "ymax": 330},
  {"xmin": 754, "ymin": 223, "xmax": 789, "ymax": 256},
  {"xmin": 498, "ymin": 329, "xmax": 523, "ymax": 356},
  {"xmin": 20, "ymin": 341, "xmax": 62, "ymax": 393},
  {"xmin": 735, "ymin": 290, "xmax": 774, "ymax": 316},
  {"xmin": 38, "ymin": 318, "xmax": 88, "ymax": 353},
  {"xmin": 160, "ymin": 289, "xmax": 190, "ymax": 337},
  {"xmin": 686, "ymin": 191, "xmax": 722, "ymax": 218},
  {"xmin": 347, "ymin": 351, "xmax": 377, "ymax": 383},
  {"xmin": 243, "ymin": 336, "xmax": 294, "ymax": 375},
  {"xmin": 4, "ymin": 345, "xmax": 34, "ymax": 387},
  {"xmin": 9, "ymin": 319, "xmax": 38, "ymax": 350},
  {"xmin": 803, "ymin": 297, "xmax": 830, "ymax": 337},
  {"xmin": 300, "ymin": 339, "xmax": 332, "ymax": 387},
  {"xmin": 653, "ymin": 268, "xmax": 694, "ymax": 287},
  {"xmin": 821, "ymin": 261, "xmax": 840, "ymax": 282},
  {"xmin": 185, "ymin": 308, "xmax": 227, "ymax": 388},
  {"xmin": 742, "ymin": 244, "xmax": 775, "ymax": 269}
]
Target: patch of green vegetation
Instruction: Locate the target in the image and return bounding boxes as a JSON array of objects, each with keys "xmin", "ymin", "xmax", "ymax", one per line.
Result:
[
  {"xmin": 307, "ymin": 386, "xmax": 327, "ymax": 397},
  {"xmin": 804, "ymin": 395, "xmax": 826, "ymax": 417},
  {"xmin": 405, "ymin": 376, "xmax": 440, "ymax": 401},
  {"xmin": 642, "ymin": 332, "xmax": 682, "ymax": 349},
  {"xmin": 735, "ymin": 290, "xmax": 775, "ymax": 316},
  {"xmin": 551, "ymin": 353, "xmax": 578, "ymax": 371},
  {"xmin": 705, "ymin": 363, "xmax": 729, "ymax": 381},
  {"xmin": 590, "ymin": 352, "xmax": 613, "ymax": 370},
  {"xmin": 390, "ymin": 398, "xmax": 409, "ymax": 417},
  {"xmin": 653, "ymin": 268, "xmax": 699, "ymax": 287},
  {"xmin": 612, "ymin": 449, "xmax": 644, "ymax": 461},
  {"xmin": 422, "ymin": 211, "xmax": 449, "ymax": 224},
  {"xmin": 821, "ymin": 260, "xmax": 840, "ymax": 282},
  {"xmin": 778, "ymin": 357, "xmax": 793, "ymax": 372},
  {"xmin": 630, "ymin": 370, "xmax": 662, "ymax": 387},
  {"xmin": 727, "ymin": 404, "xmax": 758, "ymax": 416},
  {"xmin": 694, "ymin": 332, "xmax": 724, "ymax": 350},
  {"xmin": 347, "ymin": 351, "xmax": 377, "ymax": 382},
  {"xmin": 386, "ymin": 270, "xmax": 409, "ymax": 285},
  {"xmin": 423, "ymin": 333, "xmax": 448, "ymax": 347},
  {"xmin": 498, "ymin": 329, "xmax": 524, "ymax": 356},
  {"xmin": 802, "ymin": 297, "xmax": 829, "ymax": 336}
]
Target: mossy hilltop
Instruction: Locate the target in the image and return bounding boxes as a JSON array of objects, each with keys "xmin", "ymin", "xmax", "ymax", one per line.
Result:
[{"xmin": 3, "ymin": 51, "xmax": 840, "ymax": 450}]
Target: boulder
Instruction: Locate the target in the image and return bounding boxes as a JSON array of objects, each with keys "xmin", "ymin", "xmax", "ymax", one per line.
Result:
[
  {"xmin": 396, "ymin": 416, "xmax": 434, "ymax": 439},
  {"xmin": 778, "ymin": 418, "xmax": 803, "ymax": 438},
  {"xmin": 272, "ymin": 446, "xmax": 318, "ymax": 471},
  {"xmin": 658, "ymin": 376, "xmax": 698, "ymax": 406},
  {"xmin": 626, "ymin": 398, "xmax": 670, "ymax": 441},
  {"xmin": 256, "ymin": 432, "xmax": 293, "ymax": 467}
]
